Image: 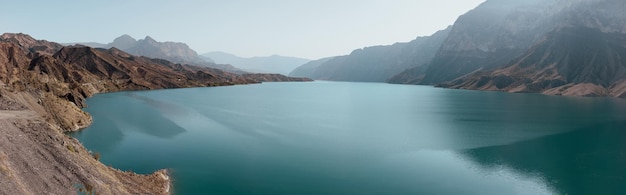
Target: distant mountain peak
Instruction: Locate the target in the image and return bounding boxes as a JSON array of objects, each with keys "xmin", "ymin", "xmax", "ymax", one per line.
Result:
[
  {"xmin": 143, "ymin": 36, "xmax": 157, "ymax": 43},
  {"xmin": 110, "ymin": 35, "xmax": 137, "ymax": 50},
  {"xmin": 116, "ymin": 34, "xmax": 135, "ymax": 40}
]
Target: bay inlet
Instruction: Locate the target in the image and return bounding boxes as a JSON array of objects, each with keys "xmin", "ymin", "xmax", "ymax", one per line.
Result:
[{"xmin": 72, "ymin": 82, "xmax": 626, "ymax": 194}]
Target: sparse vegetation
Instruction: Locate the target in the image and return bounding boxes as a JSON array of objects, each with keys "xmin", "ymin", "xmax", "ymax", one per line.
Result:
[
  {"xmin": 0, "ymin": 163, "xmax": 8, "ymax": 175},
  {"xmin": 93, "ymin": 152, "xmax": 101, "ymax": 161},
  {"xmin": 75, "ymin": 183, "xmax": 96, "ymax": 195},
  {"xmin": 67, "ymin": 144, "xmax": 76, "ymax": 153}
]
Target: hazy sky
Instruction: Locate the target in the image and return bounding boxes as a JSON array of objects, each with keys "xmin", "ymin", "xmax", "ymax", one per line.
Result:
[{"xmin": 1, "ymin": 0, "xmax": 485, "ymax": 59}]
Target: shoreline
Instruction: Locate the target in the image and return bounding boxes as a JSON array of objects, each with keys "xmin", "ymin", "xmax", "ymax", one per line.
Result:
[
  {"xmin": 0, "ymin": 33, "xmax": 312, "ymax": 194},
  {"xmin": 0, "ymin": 89, "xmax": 171, "ymax": 194}
]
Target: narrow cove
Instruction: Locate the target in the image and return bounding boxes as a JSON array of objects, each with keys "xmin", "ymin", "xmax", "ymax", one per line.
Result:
[{"xmin": 71, "ymin": 81, "xmax": 626, "ymax": 194}]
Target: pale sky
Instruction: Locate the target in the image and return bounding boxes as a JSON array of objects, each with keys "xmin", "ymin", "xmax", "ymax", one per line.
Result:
[{"xmin": 1, "ymin": 0, "xmax": 485, "ymax": 59}]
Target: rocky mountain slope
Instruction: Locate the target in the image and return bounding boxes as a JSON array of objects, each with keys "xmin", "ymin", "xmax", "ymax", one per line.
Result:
[
  {"xmin": 203, "ymin": 52, "xmax": 310, "ymax": 75},
  {"xmin": 387, "ymin": 0, "xmax": 626, "ymax": 98},
  {"xmin": 0, "ymin": 33, "xmax": 310, "ymax": 194},
  {"xmin": 390, "ymin": 0, "xmax": 568, "ymax": 84},
  {"xmin": 443, "ymin": 1, "xmax": 626, "ymax": 97},
  {"xmin": 291, "ymin": 27, "xmax": 451, "ymax": 82}
]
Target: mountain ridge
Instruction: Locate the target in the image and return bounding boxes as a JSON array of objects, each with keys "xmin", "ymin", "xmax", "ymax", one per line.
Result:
[
  {"xmin": 202, "ymin": 51, "xmax": 310, "ymax": 75},
  {"xmin": 65, "ymin": 35, "xmax": 247, "ymax": 74},
  {"xmin": 290, "ymin": 26, "xmax": 451, "ymax": 82},
  {"xmin": 433, "ymin": 0, "xmax": 626, "ymax": 98}
]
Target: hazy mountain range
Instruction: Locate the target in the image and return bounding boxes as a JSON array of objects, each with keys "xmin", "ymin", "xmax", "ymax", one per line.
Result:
[
  {"xmin": 67, "ymin": 35, "xmax": 244, "ymax": 73},
  {"xmin": 289, "ymin": 27, "xmax": 451, "ymax": 82},
  {"xmin": 202, "ymin": 51, "xmax": 310, "ymax": 75},
  {"xmin": 292, "ymin": 0, "xmax": 626, "ymax": 97}
]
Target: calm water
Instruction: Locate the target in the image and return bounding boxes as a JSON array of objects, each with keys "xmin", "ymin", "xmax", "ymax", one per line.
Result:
[{"xmin": 72, "ymin": 82, "xmax": 626, "ymax": 194}]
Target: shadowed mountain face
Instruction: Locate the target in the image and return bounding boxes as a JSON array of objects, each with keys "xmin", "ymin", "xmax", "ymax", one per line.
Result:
[
  {"xmin": 290, "ymin": 27, "xmax": 451, "ymax": 82},
  {"xmin": 444, "ymin": 26, "xmax": 626, "ymax": 97},
  {"xmin": 386, "ymin": 0, "xmax": 626, "ymax": 98},
  {"xmin": 437, "ymin": 0, "xmax": 626, "ymax": 97},
  {"xmin": 202, "ymin": 52, "xmax": 310, "ymax": 75},
  {"xmin": 390, "ymin": 0, "xmax": 565, "ymax": 84}
]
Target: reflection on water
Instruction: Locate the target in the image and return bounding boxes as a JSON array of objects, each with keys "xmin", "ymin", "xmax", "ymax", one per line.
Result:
[
  {"xmin": 462, "ymin": 121, "xmax": 626, "ymax": 194},
  {"xmin": 71, "ymin": 82, "xmax": 626, "ymax": 194}
]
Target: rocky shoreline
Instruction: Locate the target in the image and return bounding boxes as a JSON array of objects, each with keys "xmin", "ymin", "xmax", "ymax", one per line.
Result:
[
  {"xmin": 0, "ymin": 33, "xmax": 311, "ymax": 194},
  {"xmin": 0, "ymin": 91, "xmax": 171, "ymax": 194}
]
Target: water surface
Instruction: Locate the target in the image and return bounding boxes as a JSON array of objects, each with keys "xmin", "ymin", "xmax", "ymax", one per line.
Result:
[{"xmin": 72, "ymin": 82, "xmax": 626, "ymax": 194}]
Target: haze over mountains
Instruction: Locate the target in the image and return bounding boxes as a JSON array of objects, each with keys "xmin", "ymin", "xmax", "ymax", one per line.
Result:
[
  {"xmin": 289, "ymin": 27, "xmax": 451, "ymax": 82},
  {"xmin": 203, "ymin": 52, "xmax": 310, "ymax": 75},
  {"xmin": 68, "ymin": 35, "xmax": 244, "ymax": 73},
  {"xmin": 290, "ymin": 0, "xmax": 626, "ymax": 97}
]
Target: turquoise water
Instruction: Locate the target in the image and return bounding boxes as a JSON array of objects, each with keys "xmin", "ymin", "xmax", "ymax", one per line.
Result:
[{"xmin": 72, "ymin": 82, "xmax": 626, "ymax": 194}]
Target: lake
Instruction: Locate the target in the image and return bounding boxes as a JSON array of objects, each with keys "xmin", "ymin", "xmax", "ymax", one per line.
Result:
[{"xmin": 71, "ymin": 81, "xmax": 626, "ymax": 194}]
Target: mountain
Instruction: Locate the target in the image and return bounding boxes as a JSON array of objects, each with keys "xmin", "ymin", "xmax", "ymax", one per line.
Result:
[
  {"xmin": 442, "ymin": 0, "xmax": 626, "ymax": 98},
  {"xmin": 108, "ymin": 34, "xmax": 137, "ymax": 50},
  {"xmin": 202, "ymin": 51, "xmax": 310, "ymax": 75},
  {"xmin": 444, "ymin": 26, "xmax": 626, "ymax": 97},
  {"xmin": 65, "ymin": 35, "xmax": 248, "ymax": 73},
  {"xmin": 290, "ymin": 27, "xmax": 451, "ymax": 82},
  {"xmin": 1, "ymin": 33, "xmax": 63, "ymax": 55},
  {"xmin": 0, "ymin": 33, "xmax": 310, "ymax": 194},
  {"xmin": 289, "ymin": 57, "xmax": 334, "ymax": 78},
  {"xmin": 387, "ymin": 0, "xmax": 626, "ymax": 98},
  {"xmin": 390, "ymin": 0, "xmax": 569, "ymax": 84},
  {"xmin": 113, "ymin": 35, "xmax": 206, "ymax": 64},
  {"xmin": 3, "ymin": 33, "xmax": 255, "ymax": 130}
]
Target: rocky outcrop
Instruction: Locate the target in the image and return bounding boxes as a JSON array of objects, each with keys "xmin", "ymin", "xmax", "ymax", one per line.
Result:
[
  {"xmin": 291, "ymin": 27, "xmax": 451, "ymax": 82},
  {"xmin": 0, "ymin": 33, "xmax": 310, "ymax": 194}
]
